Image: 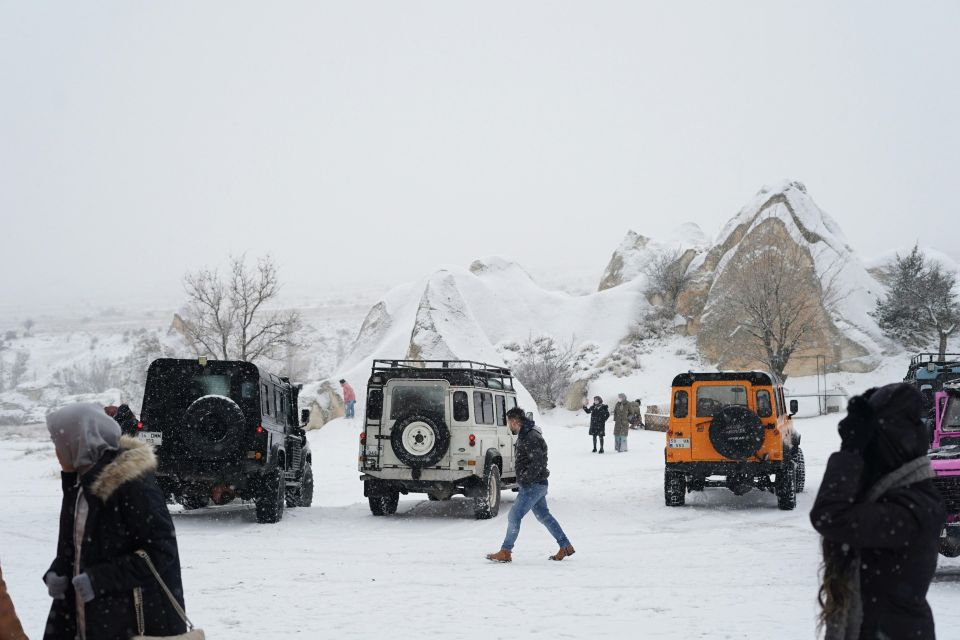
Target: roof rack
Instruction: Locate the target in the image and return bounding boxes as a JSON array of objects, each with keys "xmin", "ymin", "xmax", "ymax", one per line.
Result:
[
  {"xmin": 371, "ymin": 359, "xmax": 512, "ymax": 378},
  {"xmin": 910, "ymin": 353, "xmax": 960, "ymax": 367}
]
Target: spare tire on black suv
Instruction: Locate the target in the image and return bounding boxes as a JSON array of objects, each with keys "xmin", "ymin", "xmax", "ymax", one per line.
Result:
[{"xmin": 182, "ymin": 395, "xmax": 246, "ymax": 460}]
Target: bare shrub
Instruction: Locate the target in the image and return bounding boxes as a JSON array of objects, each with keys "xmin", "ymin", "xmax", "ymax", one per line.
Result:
[
  {"xmin": 511, "ymin": 336, "xmax": 577, "ymax": 410},
  {"xmin": 57, "ymin": 358, "xmax": 118, "ymax": 394},
  {"xmin": 643, "ymin": 249, "xmax": 692, "ymax": 313}
]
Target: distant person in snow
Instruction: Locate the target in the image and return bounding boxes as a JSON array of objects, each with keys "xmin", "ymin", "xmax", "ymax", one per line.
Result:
[
  {"xmin": 43, "ymin": 404, "xmax": 189, "ymax": 640},
  {"xmin": 583, "ymin": 396, "xmax": 609, "ymax": 453},
  {"xmin": 612, "ymin": 394, "xmax": 641, "ymax": 452},
  {"xmin": 0, "ymin": 561, "xmax": 27, "ymax": 640},
  {"xmin": 487, "ymin": 407, "xmax": 574, "ymax": 563},
  {"xmin": 810, "ymin": 384, "xmax": 945, "ymax": 640},
  {"xmin": 630, "ymin": 398, "xmax": 645, "ymax": 429},
  {"xmin": 340, "ymin": 379, "xmax": 356, "ymax": 419}
]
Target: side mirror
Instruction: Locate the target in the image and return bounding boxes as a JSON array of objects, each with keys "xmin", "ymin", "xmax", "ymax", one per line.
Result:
[
  {"xmin": 526, "ymin": 411, "xmax": 534, "ymax": 421},
  {"xmin": 300, "ymin": 409, "xmax": 311, "ymax": 425},
  {"xmin": 789, "ymin": 399, "xmax": 799, "ymax": 417}
]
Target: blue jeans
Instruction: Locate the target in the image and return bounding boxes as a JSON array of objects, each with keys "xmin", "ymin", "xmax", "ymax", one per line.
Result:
[
  {"xmin": 345, "ymin": 400, "xmax": 356, "ymax": 418},
  {"xmin": 500, "ymin": 483, "xmax": 571, "ymax": 551},
  {"xmin": 615, "ymin": 435, "xmax": 628, "ymax": 452}
]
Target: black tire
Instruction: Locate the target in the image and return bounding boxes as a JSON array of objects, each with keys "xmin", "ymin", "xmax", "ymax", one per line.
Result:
[
  {"xmin": 940, "ymin": 530, "xmax": 960, "ymax": 558},
  {"xmin": 369, "ymin": 491, "xmax": 400, "ymax": 516},
  {"xmin": 776, "ymin": 463, "xmax": 797, "ymax": 511},
  {"xmin": 709, "ymin": 405, "xmax": 765, "ymax": 461},
  {"xmin": 182, "ymin": 395, "xmax": 246, "ymax": 461},
  {"xmin": 390, "ymin": 414, "xmax": 450, "ymax": 469},
  {"xmin": 472, "ymin": 464, "xmax": 502, "ymax": 520},
  {"xmin": 181, "ymin": 491, "xmax": 209, "ymax": 511},
  {"xmin": 255, "ymin": 470, "xmax": 286, "ymax": 524},
  {"xmin": 664, "ymin": 469, "xmax": 686, "ymax": 506},
  {"xmin": 288, "ymin": 462, "xmax": 314, "ymax": 508},
  {"xmin": 794, "ymin": 447, "xmax": 806, "ymax": 493}
]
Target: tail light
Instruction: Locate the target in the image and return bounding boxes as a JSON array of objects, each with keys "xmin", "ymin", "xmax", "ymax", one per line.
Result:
[
  {"xmin": 360, "ymin": 432, "xmax": 367, "ymax": 444},
  {"xmin": 136, "ymin": 421, "xmax": 144, "ymax": 430},
  {"xmin": 469, "ymin": 434, "xmax": 476, "ymax": 446},
  {"xmin": 256, "ymin": 425, "xmax": 264, "ymax": 434}
]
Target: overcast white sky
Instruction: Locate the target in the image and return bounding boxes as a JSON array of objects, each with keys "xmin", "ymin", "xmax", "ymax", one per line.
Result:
[{"xmin": 2, "ymin": 1, "xmax": 958, "ymax": 314}]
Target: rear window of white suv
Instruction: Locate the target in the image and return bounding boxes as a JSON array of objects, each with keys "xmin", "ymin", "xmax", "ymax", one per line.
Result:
[{"xmin": 390, "ymin": 385, "xmax": 446, "ymax": 420}]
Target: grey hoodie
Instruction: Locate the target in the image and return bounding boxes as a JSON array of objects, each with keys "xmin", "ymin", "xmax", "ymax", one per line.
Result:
[{"xmin": 46, "ymin": 403, "xmax": 121, "ymax": 471}]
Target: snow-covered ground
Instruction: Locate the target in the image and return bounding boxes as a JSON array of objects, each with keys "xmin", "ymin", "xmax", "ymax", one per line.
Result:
[{"xmin": 2, "ymin": 413, "xmax": 959, "ymax": 639}]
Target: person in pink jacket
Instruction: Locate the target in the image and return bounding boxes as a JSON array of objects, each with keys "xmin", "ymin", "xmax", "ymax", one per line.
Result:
[{"xmin": 340, "ymin": 379, "xmax": 357, "ymax": 419}]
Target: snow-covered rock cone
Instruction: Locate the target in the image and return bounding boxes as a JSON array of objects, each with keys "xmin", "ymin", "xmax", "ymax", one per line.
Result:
[{"xmin": 598, "ymin": 224, "xmax": 709, "ymax": 292}]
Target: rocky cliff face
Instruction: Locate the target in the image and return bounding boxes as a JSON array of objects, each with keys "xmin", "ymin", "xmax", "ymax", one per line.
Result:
[{"xmin": 598, "ymin": 181, "xmax": 887, "ymax": 375}]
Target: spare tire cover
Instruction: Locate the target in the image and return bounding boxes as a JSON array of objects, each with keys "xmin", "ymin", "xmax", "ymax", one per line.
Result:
[
  {"xmin": 183, "ymin": 395, "xmax": 246, "ymax": 460},
  {"xmin": 390, "ymin": 414, "xmax": 450, "ymax": 469},
  {"xmin": 709, "ymin": 405, "xmax": 765, "ymax": 461}
]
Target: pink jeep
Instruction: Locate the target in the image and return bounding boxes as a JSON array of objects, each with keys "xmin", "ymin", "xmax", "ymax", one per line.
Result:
[{"xmin": 930, "ymin": 387, "xmax": 960, "ymax": 557}]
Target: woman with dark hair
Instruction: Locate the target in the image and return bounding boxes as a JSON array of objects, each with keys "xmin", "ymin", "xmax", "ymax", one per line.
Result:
[
  {"xmin": 810, "ymin": 383, "xmax": 945, "ymax": 640},
  {"xmin": 582, "ymin": 396, "xmax": 609, "ymax": 454}
]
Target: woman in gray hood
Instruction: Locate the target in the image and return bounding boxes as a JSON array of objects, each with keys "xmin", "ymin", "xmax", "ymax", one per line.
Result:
[{"xmin": 43, "ymin": 403, "xmax": 188, "ymax": 640}]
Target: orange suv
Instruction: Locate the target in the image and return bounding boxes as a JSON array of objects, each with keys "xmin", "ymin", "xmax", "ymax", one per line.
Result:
[{"xmin": 664, "ymin": 371, "xmax": 804, "ymax": 510}]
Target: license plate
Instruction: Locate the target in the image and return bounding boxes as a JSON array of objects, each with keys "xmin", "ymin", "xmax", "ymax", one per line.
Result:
[
  {"xmin": 136, "ymin": 431, "xmax": 163, "ymax": 446},
  {"xmin": 668, "ymin": 438, "xmax": 691, "ymax": 449},
  {"xmin": 365, "ymin": 446, "xmax": 379, "ymax": 457}
]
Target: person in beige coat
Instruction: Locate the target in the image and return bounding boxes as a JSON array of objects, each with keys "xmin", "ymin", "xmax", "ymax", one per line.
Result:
[
  {"xmin": 0, "ymin": 561, "xmax": 28, "ymax": 640},
  {"xmin": 612, "ymin": 394, "xmax": 641, "ymax": 453}
]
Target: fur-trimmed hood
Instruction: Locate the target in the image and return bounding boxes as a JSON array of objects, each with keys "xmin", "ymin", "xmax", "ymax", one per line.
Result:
[{"xmin": 88, "ymin": 435, "xmax": 157, "ymax": 501}]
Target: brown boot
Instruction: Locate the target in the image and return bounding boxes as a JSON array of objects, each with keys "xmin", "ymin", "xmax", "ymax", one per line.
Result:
[
  {"xmin": 486, "ymin": 549, "xmax": 512, "ymax": 563},
  {"xmin": 549, "ymin": 545, "xmax": 576, "ymax": 561}
]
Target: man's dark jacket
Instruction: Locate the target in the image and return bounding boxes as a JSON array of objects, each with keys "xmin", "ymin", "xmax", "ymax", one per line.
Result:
[{"xmin": 515, "ymin": 419, "xmax": 550, "ymax": 486}]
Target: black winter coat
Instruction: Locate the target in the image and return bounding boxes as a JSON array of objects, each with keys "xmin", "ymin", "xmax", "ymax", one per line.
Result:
[
  {"xmin": 584, "ymin": 403, "xmax": 609, "ymax": 436},
  {"xmin": 810, "ymin": 452, "xmax": 945, "ymax": 640},
  {"xmin": 44, "ymin": 437, "xmax": 187, "ymax": 640},
  {"xmin": 515, "ymin": 420, "xmax": 550, "ymax": 486}
]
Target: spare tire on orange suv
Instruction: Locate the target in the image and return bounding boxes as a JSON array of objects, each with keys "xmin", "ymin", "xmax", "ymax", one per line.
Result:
[{"xmin": 708, "ymin": 405, "xmax": 765, "ymax": 460}]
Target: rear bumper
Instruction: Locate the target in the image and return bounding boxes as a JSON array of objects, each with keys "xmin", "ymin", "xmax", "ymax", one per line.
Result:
[
  {"xmin": 666, "ymin": 460, "xmax": 789, "ymax": 477},
  {"xmin": 157, "ymin": 460, "xmax": 271, "ymax": 488},
  {"xmin": 361, "ymin": 472, "xmax": 478, "ymax": 495}
]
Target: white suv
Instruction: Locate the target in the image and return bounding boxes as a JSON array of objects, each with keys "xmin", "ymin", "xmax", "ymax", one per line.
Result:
[{"xmin": 359, "ymin": 360, "xmax": 520, "ymax": 519}]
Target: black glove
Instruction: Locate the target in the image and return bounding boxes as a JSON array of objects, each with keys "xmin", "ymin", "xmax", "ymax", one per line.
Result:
[{"xmin": 838, "ymin": 390, "xmax": 879, "ymax": 455}]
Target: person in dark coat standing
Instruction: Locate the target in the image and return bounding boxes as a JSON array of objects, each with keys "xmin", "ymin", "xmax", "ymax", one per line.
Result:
[
  {"xmin": 582, "ymin": 395, "xmax": 609, "ymax": 453},
  {"xmin": 43, "ymin": 403, "xmax": 188, "ymax": 640},
  {"xmin": 486, "ymin": 408, "xmax": 574, "ymax": 563},
  {"xmin": 810, "ymin": 383, "xmax": 945, "ymax": 640}
]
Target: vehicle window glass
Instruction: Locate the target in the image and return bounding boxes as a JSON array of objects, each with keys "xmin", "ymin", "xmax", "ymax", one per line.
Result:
[
  {"xmin": 488, "ymin": 378, "xmax": 504, "ymax": 390},
  {"xmin": 274, "ymin": 389, "xmax": 281, "ymax": 419},
  {"xmin": 366, "ymin": 389, "xmax": 383, "ymax": 420},
  {"xmin": 495, "ymin": 395, "xmax": 507, "ymax": 426},
  {"xmin": 696, "ymin": 385, "xmax": 748, "ymax": 417},
  {"xmin": 453, "ymin": 391, "xmax": 470, "ymax": 422},
  {"xmin": 508, "ymin": 396, "xmax": 518, "ymax": 409},
  {"xmin": 673, "ymin": 390, "xmax": 688, "ymax": 418},
  {"xmin": 944, "ymin": 397, "xmax": 960, "ymax": 432},
  {"xmin": 756, "ymin": 390, "xmax": 773, "ymax": 418},
  {"xmin": 261, "ymin": 384, "xmax": 270, "ymax": 416},
  {"xmin": 474, "ymin": 391, "xmax": 495, "ymax": 425},
  {"xmin": 776, "ymin": 388, "xmax": 786, "ymax": 416},
  {"xmin": 390, "ymin": 385, "xmax": 445, "ymax": 420},
  {"xmin": 241, "ymin": 381, "xmax": 256, "ymax": 400},
  {"xmin": 193, "ymin": 374, "xmax": 230, "ymax": 397}
]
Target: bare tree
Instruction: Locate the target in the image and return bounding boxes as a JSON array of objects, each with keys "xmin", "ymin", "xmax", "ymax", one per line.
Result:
[
  {"xmin": 643, "ymin": 248, "xmax": 692, "ymax": 313},
  {"xmin": 8, "ymin": 351, "xmax": 29, "ymax": 388},
  {"xmin": 708, "ymin": 222, "xmax": 842, "ymax": 380},
  {"xmin": 181, "ymin": 255, "xmax": 304, "ymax": 363},
  {"xmin": 22, "ymin": 318, "xmax": 35, "ymax": 336},
  {"xmin": 511, "ymin": 335, "xmax": 577, "ymax": 409},
  {"xmin": 922, "ymin": 263, "xmax": 960, "ymax": 358}
]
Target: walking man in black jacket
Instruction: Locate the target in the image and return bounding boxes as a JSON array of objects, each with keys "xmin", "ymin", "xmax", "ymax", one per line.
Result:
[{"xmin": 487, "ymin": 407, "xmax": 574, "ymax": 563}]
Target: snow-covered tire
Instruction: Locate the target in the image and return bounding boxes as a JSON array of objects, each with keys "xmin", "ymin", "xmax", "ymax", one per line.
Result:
[
  {"xmin": 255, "ymin": 470, "xmax": 285, "ymax": 524},
  {"xmin": 664, "ymin": 469, "xmax": 686, "ymax": 507},
  {"xmin": 776, "ymin": 463, "xmax": 797, "ymax": 511},
  {"xmin": 369, "ymin": 491, "xmax": 399, "ymax": 516},
  {"xmin": 472, "ymin": 464, "xmax": 502, "ymax": 520},
  {"xmin": 181, "ymin": 490, "xmax": 209, "ymax": 511},
  {"xmin": 794, "ymin": 447, "xmax": 806, "ymax": 493},
  {"xmin": 288, "ymin": 462, "xmax": 313, "ymax": 508},
  {"xmin": 940, "ymin": 530, "xmax": 960, "ymax": 558}
]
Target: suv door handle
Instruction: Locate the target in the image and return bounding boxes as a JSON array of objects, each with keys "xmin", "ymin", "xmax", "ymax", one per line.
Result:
[{"xmin": 499, "ymin": 443, "xmax": 505, "ymax": 447}]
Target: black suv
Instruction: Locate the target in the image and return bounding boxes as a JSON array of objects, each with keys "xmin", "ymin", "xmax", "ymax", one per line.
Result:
[{"xmin": 135, "ymin": 357, "xmax": 313, "ymax": 523}]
